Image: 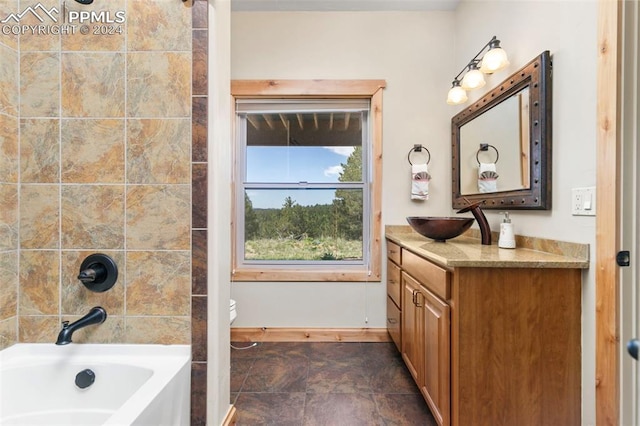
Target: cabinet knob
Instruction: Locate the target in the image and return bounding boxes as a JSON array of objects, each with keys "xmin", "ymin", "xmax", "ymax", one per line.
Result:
[{"xmin": 387, "ymin": 318, "xmax": 398, "ymax": 324}]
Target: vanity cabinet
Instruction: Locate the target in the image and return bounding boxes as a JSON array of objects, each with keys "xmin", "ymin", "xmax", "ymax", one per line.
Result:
[
  {"xmin": 386, "ymin": 236, "xmax": 583, "ymax": 426},
  {"xmin": 401, "ymin": 258, "xmax": 450, "ymax": 426}
]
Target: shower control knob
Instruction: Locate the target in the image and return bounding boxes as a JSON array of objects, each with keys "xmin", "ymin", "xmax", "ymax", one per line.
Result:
[
  {"xmin": 75, "ymin": 369, "xmax": 96, "ymax": 389},
  {"xmin": 78, "ymin": 254, "xmax": 118, "ymax": 292}
]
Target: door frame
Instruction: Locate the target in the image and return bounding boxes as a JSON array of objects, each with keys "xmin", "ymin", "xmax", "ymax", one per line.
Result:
[{"xmin": 596, "ymin": 0, "xmax": 622, "ymax": 424}]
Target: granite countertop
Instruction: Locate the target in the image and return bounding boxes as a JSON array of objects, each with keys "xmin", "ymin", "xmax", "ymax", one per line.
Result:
[{"xmin": 385, "ymin": 226, "xmax": 590, "ymax": 269}]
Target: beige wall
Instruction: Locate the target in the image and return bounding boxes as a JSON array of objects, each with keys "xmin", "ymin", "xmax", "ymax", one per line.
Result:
[
  {"xmin": 230, "ymin": 11, "xmax": 456, "ymax": 328},
  {"xmin": 453, "ymin": 2, "xmax": 597, "ymax": 424},
  {"xmin": 0, "ymin": 0, "xmax": 193, "ymax": 348},
  {"xmin": 230, "ymin": 4, "xmax": 598, "ymax": 423},
  {"xmin": 207, "ymin": 2, "xmax": 232, "ymax": 423}
]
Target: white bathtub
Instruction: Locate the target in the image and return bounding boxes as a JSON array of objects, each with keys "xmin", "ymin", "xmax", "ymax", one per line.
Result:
[{"xmin": 0, "ymin": 344, "xmax": 191, "ymax": 426}]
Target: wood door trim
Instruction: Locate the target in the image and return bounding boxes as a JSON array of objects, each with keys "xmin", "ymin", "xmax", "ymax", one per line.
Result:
[{"xmin": 596, "ymin": 0, "xmax": 622, "ymax": 424}]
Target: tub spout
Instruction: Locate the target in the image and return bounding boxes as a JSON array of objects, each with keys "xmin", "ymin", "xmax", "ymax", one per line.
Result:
[
  {"xmin": 56, "ymin": 307, "xmax": 107, "ymax": 345},
  {"xmin": 457, "ymin": 201, "xmax": 492, "ymax": 245}
]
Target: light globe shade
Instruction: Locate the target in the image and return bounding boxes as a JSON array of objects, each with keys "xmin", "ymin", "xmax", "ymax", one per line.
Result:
[
  {"xmin": 480, "ymin": 47, "xmax": 509, "ymax": 74},
  {"xmin": 461, "ymin": 68, "xmax": 486, "ymax": 90},
  {"xmin": 446, "ymin": 85, "xmax": 467, "ymax": 105}
]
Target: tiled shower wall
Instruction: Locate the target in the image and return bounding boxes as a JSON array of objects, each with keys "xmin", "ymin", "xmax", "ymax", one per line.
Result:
[
  {"xmin": 0, "ymin": 0, "xmax": 209, "ymax": 423},
  {"xmin": 0, "ymin": 11, "xmax": 19, "ymax": 348}
]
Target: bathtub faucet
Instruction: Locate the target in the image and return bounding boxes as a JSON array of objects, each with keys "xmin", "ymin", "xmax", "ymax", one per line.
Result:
[{"xmin": 55, "ymin": 306, "xmax": 107, "ymax": 345}]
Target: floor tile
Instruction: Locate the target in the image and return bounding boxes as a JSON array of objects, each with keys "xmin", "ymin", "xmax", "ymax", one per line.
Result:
[
  {"xmin": 306, "ymin": 359, "xmax": 371, "ymax": 393},
  {"xmin": 230, "ymin": 342, "xmax": 437, "ymax": 426},
  {"xmin": 235, "ymin": 392, "xmax": 306, "ymax": 425},
  {"xmin": 303, "ymin": 393, "xmax": 384, "ymax": 426},
  {"xmin": 242, "ymin": 355, "xmax": 309, "ymax": 392},
  {"xmin": 375, "ymin": 393, "xmax": 438, "ymax": 426}
]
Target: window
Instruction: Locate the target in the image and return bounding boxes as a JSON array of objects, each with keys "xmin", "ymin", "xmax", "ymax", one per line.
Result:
[{"xmin": 231, "ymin": 80, "xmax": 385, "ymax": 282}]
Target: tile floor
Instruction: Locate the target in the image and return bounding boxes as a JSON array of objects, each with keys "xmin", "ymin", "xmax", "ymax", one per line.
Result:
[{"xmin": 230, "ymin": 341, "xmax": 437, "ymax": 425}]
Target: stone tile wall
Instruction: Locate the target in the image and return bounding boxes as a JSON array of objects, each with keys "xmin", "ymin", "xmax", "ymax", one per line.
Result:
[
  {"xmin": 1, "ymin": 3, "xmax": 208, "ymax": 423},
  {"xmin": 191, "ymin": 0, "xmax": 209, "ymax": 423},
  {"xmin": 0, "ymin": 0, "xmax": 19, "ymax": 348}
]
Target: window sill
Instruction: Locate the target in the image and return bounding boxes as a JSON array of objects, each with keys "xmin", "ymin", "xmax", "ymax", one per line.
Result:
[{"xmin": 231, "ymin": 267, "xmax": 380, "ymax": 282}]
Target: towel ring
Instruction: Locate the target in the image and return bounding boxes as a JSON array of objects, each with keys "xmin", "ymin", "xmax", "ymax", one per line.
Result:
[
  {"xmin": 476, "ymin": 143, "xmax": 499, "ymax": 165},
  {"xmin": 407, "ymin": 144, "xmax": 431, "ymax": 166}
]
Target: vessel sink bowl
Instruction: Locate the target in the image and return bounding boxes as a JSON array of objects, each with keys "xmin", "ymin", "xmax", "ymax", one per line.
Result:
[{"xmin": 406, "ymin": 217, "xmax": 474, "ymax": 242}]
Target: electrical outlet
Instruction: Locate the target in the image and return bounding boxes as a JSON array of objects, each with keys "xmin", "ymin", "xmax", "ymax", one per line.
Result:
[{"xmin": 572, "ymin": 187, "xmax": 596, "ymax": 216}]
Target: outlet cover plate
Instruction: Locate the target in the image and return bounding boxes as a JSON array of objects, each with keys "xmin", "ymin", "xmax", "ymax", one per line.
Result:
[{"xmin": 572, "ymin": 187, "xmax": 596, "ymax": 216}]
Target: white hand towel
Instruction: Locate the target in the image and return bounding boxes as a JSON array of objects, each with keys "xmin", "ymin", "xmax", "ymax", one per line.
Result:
[
  {"xmin": 411, "ymin": 163, "xmax": 431, "ymax": 200},
  {"xmin": 477, "ymin": 162, "xmax": 498, "ymax": 193}
]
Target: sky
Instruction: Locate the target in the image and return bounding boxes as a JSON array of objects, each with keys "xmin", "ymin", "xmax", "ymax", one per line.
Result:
[{"xmin": 246, "ymin": 145, "xmax": 357, "ymax": 209}]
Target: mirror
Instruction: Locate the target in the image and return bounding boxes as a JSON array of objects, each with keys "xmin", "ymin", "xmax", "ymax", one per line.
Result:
[{"xmin": 452, "ymin": 51, "xmax": 552, "ymax": 210}]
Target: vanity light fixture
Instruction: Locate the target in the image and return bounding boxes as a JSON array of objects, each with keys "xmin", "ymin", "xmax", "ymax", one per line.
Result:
[
  {"xmin": 446, "ymin": 80, "xmax": 468, "ymax": 105},
  {"xmin": 461, "ymin": 63, "xmax": 485, "ymax": 90},
  {"xmin": 447, "ymin": 36, "xmax": 509, "ymax": 105}
]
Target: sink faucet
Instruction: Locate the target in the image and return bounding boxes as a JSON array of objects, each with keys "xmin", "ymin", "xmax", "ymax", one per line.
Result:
[
  {"xmin": 55, "ymin": 306, "xmax": 107, "ymax": 345},
  {"xmin": 457, "ymin": 201, "xmax": 492, "ymax": 245}
]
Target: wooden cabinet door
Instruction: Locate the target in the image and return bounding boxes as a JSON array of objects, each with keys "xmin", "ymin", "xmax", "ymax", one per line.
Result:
[
  {"xmin": 401, "ymin": 272, "xmax": 423, "ymax": 385},
  {"xmin": 420, "ymin": 286, "xmax": 451, "ymax": 426}
]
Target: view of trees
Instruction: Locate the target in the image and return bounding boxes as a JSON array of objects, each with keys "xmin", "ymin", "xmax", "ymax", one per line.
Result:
[{"xmin": 244, "ymin": 146, "xmax": 364, "ymax": 260}]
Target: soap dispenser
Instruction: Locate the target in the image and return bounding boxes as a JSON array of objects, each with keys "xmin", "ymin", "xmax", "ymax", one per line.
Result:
[{"xmin": 498, "ymin": 212, "xmax": 516, "ymax": 249}]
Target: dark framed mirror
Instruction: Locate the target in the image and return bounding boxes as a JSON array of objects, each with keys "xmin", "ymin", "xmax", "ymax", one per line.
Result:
[{"xmin": 452, "ymin": 50, "xmax": 552, "ymax": 210}]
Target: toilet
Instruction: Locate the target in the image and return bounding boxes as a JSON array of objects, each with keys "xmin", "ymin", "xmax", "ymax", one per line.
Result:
[{"xmin": 230, "ymin": 299, "xmax": 237, "ymax": 324}]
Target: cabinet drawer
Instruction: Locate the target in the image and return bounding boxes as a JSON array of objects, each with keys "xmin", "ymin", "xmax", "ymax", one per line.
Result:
[
  {"xmin": 402, "ymin": 249, "xmax": 450, "ymax": 300},
  {"xmin": 387, "ymin": 240, "xmax": 401, "ymax": 265},
  {"xmin": 387, "ymin": 260, "xmax": 401, "ymax": 307},
  {"xmin": 386, "ymin": 296, "xmax": 401, "ymax": 352}
]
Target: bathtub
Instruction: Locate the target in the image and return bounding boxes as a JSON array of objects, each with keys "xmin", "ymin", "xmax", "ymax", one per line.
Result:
[{"xmin": 0, "ymin": 344, "xmax": 190, "ymax": 426}]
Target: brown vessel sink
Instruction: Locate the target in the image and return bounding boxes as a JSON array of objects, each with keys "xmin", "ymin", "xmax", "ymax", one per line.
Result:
[{"xmin": 406, "ymin": 216, "xmax": 474, "ymax": 242}]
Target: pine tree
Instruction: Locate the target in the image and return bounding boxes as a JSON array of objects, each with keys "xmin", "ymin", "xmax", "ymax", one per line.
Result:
[
  {"xmin": 334, "ymin": 146, "xmax": 364, "ymax": 240},
  {"xmin": 244, "ymin": 193, "xmax": 259, "ymax": 240}
]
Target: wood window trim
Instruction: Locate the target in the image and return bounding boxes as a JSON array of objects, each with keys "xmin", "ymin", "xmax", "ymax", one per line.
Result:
[{"xmin": 230, "ymin": 79, "xmax": 386, "ymax": 282}]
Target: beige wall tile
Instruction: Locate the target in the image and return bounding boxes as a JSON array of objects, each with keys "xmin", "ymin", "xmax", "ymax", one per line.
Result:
[
  {"xmin": 19, "ymin": 250, "xmax": 59, "ymax": 315},
  {"xmin": 127, "ymin": 52, "xmax": 191, "ymax": 117},
  {"xmin": 0, "ymin": 0, "xmax": 19, "ymax": 50},
  {"xmin": 20, "ymin": 119, "xmax": 60, "ymax": 183},
  {"xmin": 61, "ymin": 185, "xmax": 125, "ymax": 249},
  {"xmin": 0, "ymin": 251, "xmax": 18, "ymax": 321},
  {"xmin": 126, "ymin": 250, "xmax": 190, "ymax": 316},
  {"xmin": 0, "ymin": 44, "xmax": 18, "ymax": 116},
  {"xmin": 9, "ymin": 0, "xmax": 196, "ymax": 351},
  {"xmin": 61, "ymin": 52, "xmax": 125, "ymax": 117},
  {"xmin": 0, "ymin": 184, "xmax": 18, "ymax": 250},
  {"xmin": 61, "ymin": 119, "xmax": 125, "ymax": 183},
  {"xmin": 124, "ymin": 316, "xmax": 190, "ymax": 344},
  {"xmin": 61, "ymin": 250, "xmax": 124, "ymax": 315},
  {"xmin": 19, "ymin": 315, "xmax": 60, "ymax": 343},
  {"xmin": 20, "ymin": 52, "xmax": 59, "ymax": 117},
  {"xmin": 16, "ymin": 0, "xmax": 60, "ymax": 52},
  {"xmin": 126, "ymin": 185, "xmax": 190, "ymax": 250},
  {"xmin": 127, "ymin": 119, "xmax": 190, "ymax": 184},
  {"xmin": 0, "ymin": 317, "xmax": 17, "ymax": 350},
  {"xmin": 127, "ymin": 0, "xmax": 191, "ymax": 51},
  {"xmin": 61, "ymin": 0, "xmax": 126, "ymax": 52},
  {"xmin": 0, "ymin": 114, "xmax": 18, "ymax": 183},
  {"xmin": 20, "ymin": 184, "xmax": 59, "ymax": 249}
]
